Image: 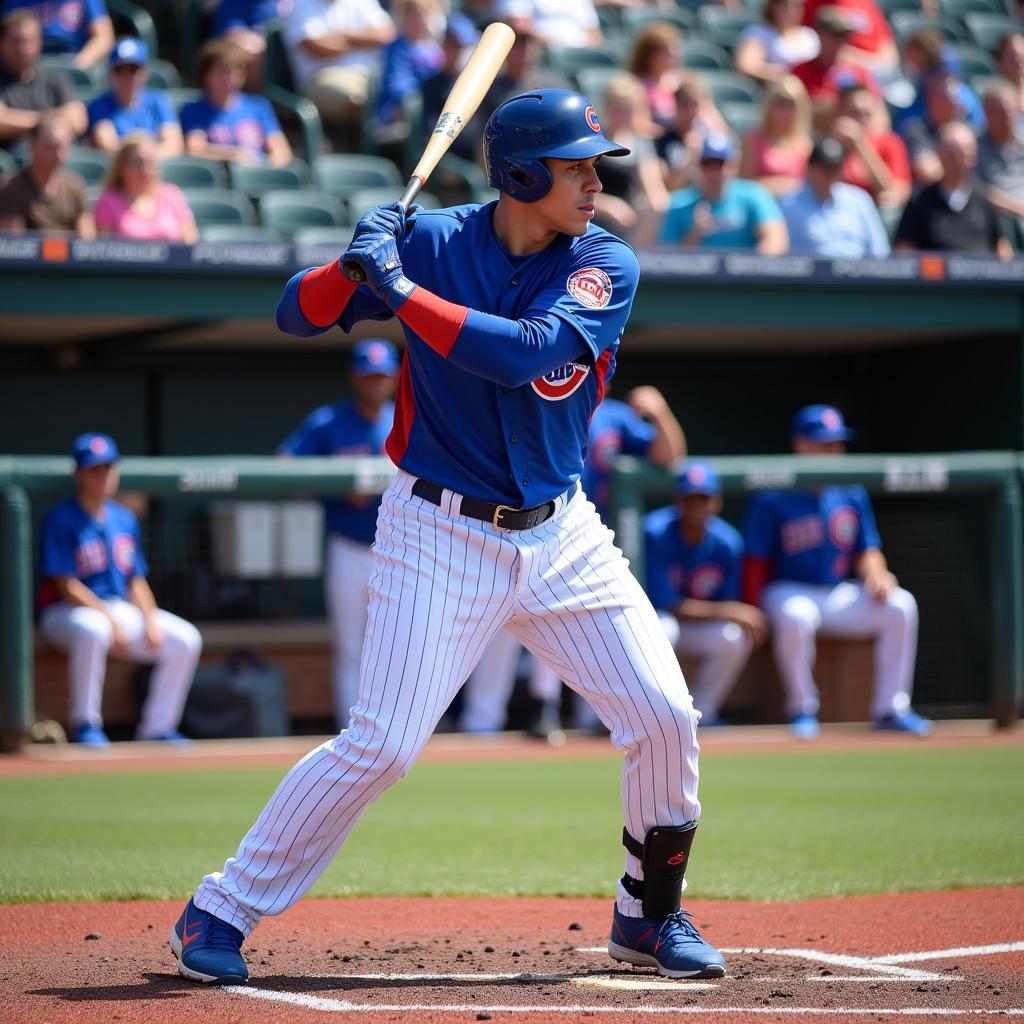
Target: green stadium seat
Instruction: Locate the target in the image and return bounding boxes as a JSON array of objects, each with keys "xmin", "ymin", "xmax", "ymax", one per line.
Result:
[
  {"xmin": 167, "ymin": 87, "xmax": 203, "ymax": 112},
  {"xmin": 344, "ymin": 188, "xmax": 441, "ymax": 224},
  {"xmin": 312, "ymin": 153, "xmax": 403, "ymax": 200},
  {"xmin": 964, "ymin": 13, "xmax": 1022, "ymax": 51},
  {"xmin": 259, "ymin": 189, "xmax": 347, "ymax": 237},
  {"xmin": 891, "ymin": 12, "xmax": 969, "ymax": 43},
  {"xmin": 879, "ymin": 203, "xmax": 905, "ymax": 243},
  {"xmin": 949, "ymin": 42, "xmax": 999, "ymax": 76},
  {"xmin": 0, "ymin": 147, "xmax": 16, "ymax": 180},
  {"xmin": 700, "ymin": 69, "xmax": 763, "ymax": 106},
  {"xmin": 877, "ymin": 0, "xmax": 927, "ymax": 16},
  {"xmin": 576, "ymin": 67, "xmax": 621, "ymax": 104},
  {"xmin": 547, "ymin": 45, "xmax": 620, "ymax": 82},
  {"xmin": 160, "ymin": 155, "xmax": 228, "ymax": 189},
  {"xmin": 229, "ymin": 159, "xmax": 311, "ymax": 198},
  {"xmin": 146, "ymin": 58, "xmax": 182, "ymax": 91},
  {"xmin": 969, "ymin": 72, "xmax": 1006, "ymax": 97},
  {"xmin": 199, "ymin": 224, "xmax": 285, "ymax": 242},
  {"xmin": 292, "ymin": 225, "xmax": 356, "ymax": 246},
  {"xmin": 622, "ymin": 8, "xmax": 696, "ymax": 35},
  {"xmin": 696, "ymin": 7, "xmax": 758, "ymax": 52},
  {"xmin": 429, "ymin": 154, "xmax": 487, "ymax": 207},
  {"xmin": 719, "ymin": 100, "xmax": 761, "ymax": 139},
  {"xmin": 106, "ymin": 0, "xmax": 159, "ymax": 57},
  {"xmin": 37, "ymin": 54, "xmax": 99, "ymax": 90},
  {"xmin": 182, "ymin": 187, "xmax": 256, "ymax": 226},
  {"xmin": 682, "ymin": 38, "xmax": 733, "ymax": 70},
  {"xmin": 65, "ymin": 147, "xmax": 110, "ymax": 186}
]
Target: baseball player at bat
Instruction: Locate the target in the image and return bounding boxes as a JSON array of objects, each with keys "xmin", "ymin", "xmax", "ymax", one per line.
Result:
[{"xmin": 170, "ymin": 89, "xmax": 725, "ymax": 984}]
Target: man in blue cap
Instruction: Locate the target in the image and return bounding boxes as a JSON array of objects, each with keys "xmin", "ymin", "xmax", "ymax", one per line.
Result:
[
  {"xmin": 278, "ymin": 339, "xmax": 400, "ymax": 729},
  {"xmin": 38, "ymin": 433, "xmax": 202, "ymax": 747},
  {"xmin": 743, "ymin": 405, "xmax": 929, "ymax": 739},
  {"xmin": 87, "ymin": 36, "xmax": 184, "ymax": 158},
  {"xmin": 644, "ymin": 460, "xmax": 767, "ymax": 727}
]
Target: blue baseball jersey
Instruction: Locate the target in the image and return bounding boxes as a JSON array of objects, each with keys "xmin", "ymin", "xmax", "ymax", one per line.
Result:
[
  {"xmin": 179, "ymin": 93, "xmax": 281, "ymax": 162},
  {"xmin": 581, "ymin": 397, "xmax": 655, "ymax": 520},
  {"xmin": 87, "ymin": 88, "xmax": 177, "ymax": 139},
  {"xmin": 324, "ymin": 202, "xmax": 640, "ymax": 508},
  {"xmin": 278, "ymin": 399, "xmax": 394, "ymax": 544},
  {"xmin": 212, "ymin": 0, "xmax": 283, "ymax": 35},
  {"xmin": 4, "ymin": 0, "xmax": 106, "ymax": 53},
  {"xmin": 38, "ymin": 496, "xmax": 148, "ymax": 607},
  {"xmin": 644, "ymin": 507, "xmax": 743, "ymax": 612},
  {"xmin": 743, "ymin": 486, "xmax": 881, "ymax": 586}
]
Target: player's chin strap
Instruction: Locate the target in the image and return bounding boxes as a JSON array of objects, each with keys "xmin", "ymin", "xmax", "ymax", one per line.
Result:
[{"xmin": 621, "ymin": 822, "xmax": 698, "ymax": 920}]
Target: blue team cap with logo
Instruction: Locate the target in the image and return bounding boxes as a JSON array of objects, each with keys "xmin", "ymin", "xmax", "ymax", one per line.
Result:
[
  {"xmin": 675, "ymin": 460, "xmax": 722, "ymax": 497},
  {"xmin": 700, "ymin": 132, "xmax": 734, "ymax": 162},
  {"xmin": 791, "ymin": 405, "xmax": 858, "ymax": 443},
  {"xmin": 351, "ymin": 339, "xmax": 400, "ymax": 377},
  {"xmin": 72, "ymin": 433, "xmax": 120, "ymax": 469},
  {"xmin": 109, "ymin": 36, "xmax": 149, "ymax": 67}
]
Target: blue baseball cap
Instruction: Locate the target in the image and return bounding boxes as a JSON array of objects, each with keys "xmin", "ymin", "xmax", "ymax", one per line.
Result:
[
  {"xmin": 351, "ymin": 339, "xmax": 400, "ymax": 377},
  {"xmin": 791, "ymin": 405, "xmax": 857, "ymax": 443},
  {"xmin": 675, "ymin": 460, "xmax": 722, "ymax": 497},
  {"xmin": 700, "ymin": 132, "xmax": 734, "ymax": 162},
  {"xmin": 72, "ymin": 433, "xmax": 120, "ymax": 469},
  {"xmin": 109, "ymin": 36, "xmax": 149, "ymax": 67}
]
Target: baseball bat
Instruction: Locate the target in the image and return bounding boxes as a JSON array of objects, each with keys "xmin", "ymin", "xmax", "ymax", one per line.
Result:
[{"xmin": 341, "ymin": 21, "xmax": 516, "ymax": 283}]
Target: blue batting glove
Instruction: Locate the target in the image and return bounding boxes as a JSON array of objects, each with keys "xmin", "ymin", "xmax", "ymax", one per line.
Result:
[
  {"xmin": 350, "ymin": 201, "xmax": 415, "ymax": 246},
  {"xmin": 343, "ymin": 230, "xmax": 416, "ymax": 309}
]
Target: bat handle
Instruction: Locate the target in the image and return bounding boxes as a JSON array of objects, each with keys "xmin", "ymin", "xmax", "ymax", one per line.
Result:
[{"xmin": 341, "ymin": 176, "xmax": 425, "ymax": 283}]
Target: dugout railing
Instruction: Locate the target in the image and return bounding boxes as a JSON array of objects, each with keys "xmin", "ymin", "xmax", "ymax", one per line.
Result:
[{"xmin": 0, "ymin": 452, "xmax": 1021, "ymax": 750}]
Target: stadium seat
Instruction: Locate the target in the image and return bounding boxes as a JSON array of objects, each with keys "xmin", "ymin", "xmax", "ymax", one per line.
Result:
[
  {"xmin": 547, "ymin": 45, "xmax": 620, "ymax": 83},
  {"xmin": 160, "ymin": 156, "xmax": 228, "ymax": 189},
  {"xmin": 622, "ymin": 8, "xmax": 696, "ymax": 35},
  {"xmin": 969, "ymin": 72, "xmax": 1005, "ymax": 97},
  {"xmin": 428, "ymin": 154, "xmax": 487, "ymax": 207},
  {"xmin": 65, "ymin": 147, "xmax": 110, "ymax": 186},
  {"xmin": 106, "ymin": 0, "xmax": 158, "ymax": 57},
  {"xmin": 258, "ymin": 189, "xmax": 347, "ymax": 237},
  {"xmin": 719, "ymin": 100, "xmax": 761, "ymax": 138},
  {"xmin": 681, "ymin": 38, "xmax": 733, "ymax": 70},
  {"xmin": 292, "ymin": 225, "xmax": 356, "ymax": 246},
  {"xmin": 229, "ymin": 159, "xmax": 311, "ymax": 198},
  {"xmin": 167, "ymin": 87, "xmax": 203, "ymax": 112},
  {"xmin": 940, "ymin": 0, "xmax": 1010, "ymax": 16},
  {"xmin": 576, "ymin": 67, "xmax": 621, "ymax": 103},
  {"xmin": 344, "ymin": 188, "xmax": 441, "ymax": 224},
  {"xmin": 37, "ymin": 54, "xmax": 99, "ymax": 90},
  {"xmin": 0, "ymin": 147, "xmax": 16, "ymax": 180},
  {"xmin": 181, "ymin": 187, "xmax": 256, "ymax": 226},
  {"xmin": 964, "ymin": 13, "xmax": 1022, "ymax": 51},
  {"xmin": 312, "ymin": 153, "xmax": 403, "ymax": 198},
  {"xmin": 877, "ymin": 0, "xmax": 924, "ymax": 15},
  {"xmin": 146, "ymin": 58, "xmax": 182, "ymax": 91},
  {"xmin": 891, "ymin": 12, "xmax": 969, "ymax": 43},
  {"xmin": 879, "ymin": 203, "xmax": 905, "ymax": 242},
  {"xmin": 199, "ymin": 224, "xmax": 285, "ymax": 242},
  {"xmin": 700, "ymin": 69, "xmax": 763, "ymax": 106},
  {"xmin": 696, "ymin": 7, "xmax": 758, "ymax": 52},
  {"xmin": 949, "ymin": 42, "xmax": 999, "ymax": 76}
]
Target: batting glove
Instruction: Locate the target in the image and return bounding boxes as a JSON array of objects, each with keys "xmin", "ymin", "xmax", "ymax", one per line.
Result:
[
  {"xmin": 350, "ymin": 201, "xmax": 415, "ymax": 246},
  {"xmin": 342, "ymin": 230, "xmax": 416, "ymax": 310}
]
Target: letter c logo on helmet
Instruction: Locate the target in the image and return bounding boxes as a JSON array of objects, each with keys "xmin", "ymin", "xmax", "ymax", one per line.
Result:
[{"xmin": 483, "ymin": 89, "xmax": 631, "ymax": 203}]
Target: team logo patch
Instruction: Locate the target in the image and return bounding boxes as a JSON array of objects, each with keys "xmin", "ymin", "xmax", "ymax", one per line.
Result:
[
  {"xmin": 688, "ymin": 564, "xmax": 725, "ymax": 600},
  {"xmin": 822, "ymin": 407, "xmax": 843, "ymax": 431},
  {"xmin": 829, "ymin": 507, "xmax": 859, "ymax": 549},
  {"xmin": 567, "ymin": 267, "xmax": 612, "ymax": 309},
  {"xmin": 531, "ymin": 362, "xmax": 590, "ymax": 400},
  {"xmin": 113, "ymin": 535, "xmax": 136, "ymax": 575},
  {"xmin": 585, "ymin": 106, "xmax": 601, "ymax": 133},
  {"xmin": 90, "ymin": 436, "xmax": 109, "ymax": 455}
]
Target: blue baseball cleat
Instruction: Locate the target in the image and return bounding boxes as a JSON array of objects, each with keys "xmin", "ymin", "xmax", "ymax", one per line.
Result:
[
  {"xmin": 73, "ymin": 724, "xmax": 110, "ymax": 748},
  {"xmin": 789, "ymin": 713, "xmax": 820, "ymax": 740},
  {"xmin": 608, "ymin": 904, "xmax": 726, "ymax": 978},
  {"xmin": 873, "ymin": 710, "xmax": 932, "ymax": 736},
  {"xmin": 169, "ymin": 900, "xmax": 248, "ymax": 984}
]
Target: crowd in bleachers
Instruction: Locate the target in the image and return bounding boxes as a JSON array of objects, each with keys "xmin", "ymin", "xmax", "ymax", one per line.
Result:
[{"xmin": 0, "ymin": 0, "xmax": 1022, "ymax": 254}]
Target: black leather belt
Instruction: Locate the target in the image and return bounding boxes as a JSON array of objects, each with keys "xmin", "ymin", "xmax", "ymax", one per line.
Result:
[{"xmin": 412, "ymin": 478, "xmax": 557, "ymax": 531}]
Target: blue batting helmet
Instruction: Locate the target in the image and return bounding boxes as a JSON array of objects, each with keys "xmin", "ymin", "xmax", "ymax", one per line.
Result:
[{"xmin": 483, "ymin": 89, "xmax": 630, "ymax": 202}]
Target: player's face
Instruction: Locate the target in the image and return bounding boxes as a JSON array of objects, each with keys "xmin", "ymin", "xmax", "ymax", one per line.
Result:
[
  {"xmin": 352, "ymin": 372, "xmax": 397, "ymax": 408},
  {"xmin": 793, "ymin": 437, "xmax": 846, "ymax": 456},
  {"xmin": 532, "ymin": 157, "xmax": 604, "ymax": 237},
  {"xmin": 1, "ymin": 21, "xmax": 42, "ymax": 73},
  {"xmin": 678, "ymin": 493, "xmax": 720, "ymax": 530},
  {"xmin": 74, "ymin": 463, "xmax": 119, "ymax": 503}
]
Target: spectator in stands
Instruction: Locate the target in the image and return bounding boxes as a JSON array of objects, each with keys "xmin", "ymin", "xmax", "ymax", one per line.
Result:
[
  {"xmin": 657, "ymin": 72, "xmax": 728, "ymax": 191},
  {"xmin": 493, "ymin": 0, "xmax": 602, "ymax": 50},
  {"xmin": 832, "ymin": 81, "xmax": 910, "ymax": 208},
  {"xmin": 900, "ymin": 64, "xmax": 977, "ymax": 186},
  {"xmin": 977, "ymin": 81, "xmax": 1024, "ymax": 225},
  {"xmin": 995, "ymin": 31, "xmax": 1024, "ymax": 118},
  {"xmin": 37, "ymin": 433, "xmax": 202, "ymax": 748},
  {"xmin": 94, "ymin": 133, "xmax": 198, "ymax": 242},
  {"xmin": 484, "ymin": 22, "xmax": 568, "ymax": 111},
  {"xmin": 780, "ymin": 136, "xmax": 889, "ymax": 256},
  {"xmin": 645, "ymin": 461, "xmax": 767, "ymax": 728},
  {"xmin": 894, "ymin": 33, "xmax": 984, "ymax": 136},
  {"xmin": 0, "ymin": 113, "xmax": 93, "ymax": 233},
  {"xmin": 87, "ymin": 37, "xmax": 183, "ymax": 159},
  {"xmin": 627, "ymin": 21, "xmax": 684, "ymax": 136},
  {"xmin": 283, "ymin": 0, "xmax": 396, "ymax": 128},
  {"xmin": 211, "ymin": 0, "xmax": 290, "ymax": 91},
  {"xmin": 376, "ymin": 0, "xmax": 444, "ymax": 139},
  {"xmin": 420, "ymin": 14, "xmax": 480, "ymax": 161},
  {"xmin": 894, "ymin": 121, "xmax": 1012, "ymax": 258},
  {"xmin": 743, "ymin": 405, "xmax": 929, "ymax": 740},
  {"xmin": 656, "ymin": 132, "xmax": 789, "ymax": 252},
  {"xmin": 277, "ymin": 340, "xmax": 399, "ymax": 731},
  {"xmin": 799, "ymin": 0, "xmax": 898, "ymax": 78},
  {"xmin": 4, "ymin": 0, "xmax": 113, "ymax": 69},
  {"xmin": 735, "ymin": 0, "xmax": 820, "ymax": 86},
  {"xmin": 591, "ymin": 73, "xmax": 668, "ymax": 241},
  {"xmin": 181, "ymin": 40, "xmax": 292, "ymax": 166},
  {"xmin": 739, "ymin": 74, "xmax": 813, "ymax": 196},
  {"xmin": 0, "ymin": 10, "xmax": 86, "ymax": 146},
  {"xmin": 791, "ymin": 6, "xmax": 880, "ymax": 130}
]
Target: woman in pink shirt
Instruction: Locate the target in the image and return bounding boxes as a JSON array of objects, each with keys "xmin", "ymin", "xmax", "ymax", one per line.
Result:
[
  {"xmin": 628, "ymin": 22, "xmax": 685, "ymax": 137},
  {"xmin": 740, "ymin": 74, "xmax": 813, "ymax": 195},
  {"xmin": 94, "ymin": 134, "xmax": 199, "ymax": 243}
]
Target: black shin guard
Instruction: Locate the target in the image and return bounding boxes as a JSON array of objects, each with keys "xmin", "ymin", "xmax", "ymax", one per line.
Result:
[{"xmin": 622, "ymin": 822, "xmax": 698, "ymax": 919}]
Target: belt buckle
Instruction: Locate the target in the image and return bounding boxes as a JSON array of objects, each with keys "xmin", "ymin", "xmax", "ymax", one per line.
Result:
[{"xmin": 492, "ymin": 503, "xmax": 516, "ymax": 529}]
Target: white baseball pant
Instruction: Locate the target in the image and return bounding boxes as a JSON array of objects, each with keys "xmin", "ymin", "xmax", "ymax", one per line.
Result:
[
  {"xmin": 657, "ymin": 612, "xmax": 754, "ymax": 721},
  {"xmin": 39, "ymin": 598, "xmax": 201, "ymax": 738},
  {"xmin": 195, "ymin": 470, "xmax": 700, "ymax": 934},
  {"xmin": 761, "ymin": 580, "xmax": 919, "ymax": 719}
]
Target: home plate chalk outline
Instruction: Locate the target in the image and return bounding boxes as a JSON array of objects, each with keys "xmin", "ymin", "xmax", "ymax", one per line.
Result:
[{"xmin": 579, "ymin": 939, "xmax": 1024, "ymax": 982}]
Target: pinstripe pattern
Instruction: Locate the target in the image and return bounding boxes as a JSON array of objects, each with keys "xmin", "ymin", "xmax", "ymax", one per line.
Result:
[{"xmin": 195, "ymin": 472, "xmax": 700, "ymax": 935}]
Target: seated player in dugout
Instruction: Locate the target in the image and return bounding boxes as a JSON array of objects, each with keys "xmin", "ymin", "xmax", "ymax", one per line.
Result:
[
  {"xmin": 742, "ymin": 405, "xmax": 930, "ymax": 740},
  {"xmin": 169, "ymin": 88, "xmax": 726, "ymax": 987},
  {"xmin": 645, "ymin": 461, "xmax": 768, "ymax": 727}
]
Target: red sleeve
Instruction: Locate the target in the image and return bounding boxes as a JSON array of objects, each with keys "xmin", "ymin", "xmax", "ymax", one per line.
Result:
[
  {"xmin": 879, "ymin": 132, "xmax": 911, "ymax": 185},
  {"xmin": 395, "ymin": 286, "xmax": 469, "ymax": 357},
  {"xmin": 297, "ymin": 259, "xmax": 359, "ymax": 328},
  {"xmin": 742, "ymin": 555, "xmax": 773, "ymax": 608}
]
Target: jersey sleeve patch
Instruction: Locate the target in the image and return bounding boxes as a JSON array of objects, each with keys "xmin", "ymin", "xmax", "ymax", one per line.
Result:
[{"xmin": 567, "ymin": 267, "xmax": 613, "ymax": 309}]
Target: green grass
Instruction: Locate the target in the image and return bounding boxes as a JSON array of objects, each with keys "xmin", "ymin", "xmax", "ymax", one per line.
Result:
[{"xmin": 1, "ymin": 745, "xmax": 1022, "ymax": 903}]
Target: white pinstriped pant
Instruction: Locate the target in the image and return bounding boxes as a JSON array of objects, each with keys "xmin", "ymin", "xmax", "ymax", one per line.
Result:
[{"xmin": 195, "ymin": 470, "xmax": 701, "ymax": 935}]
